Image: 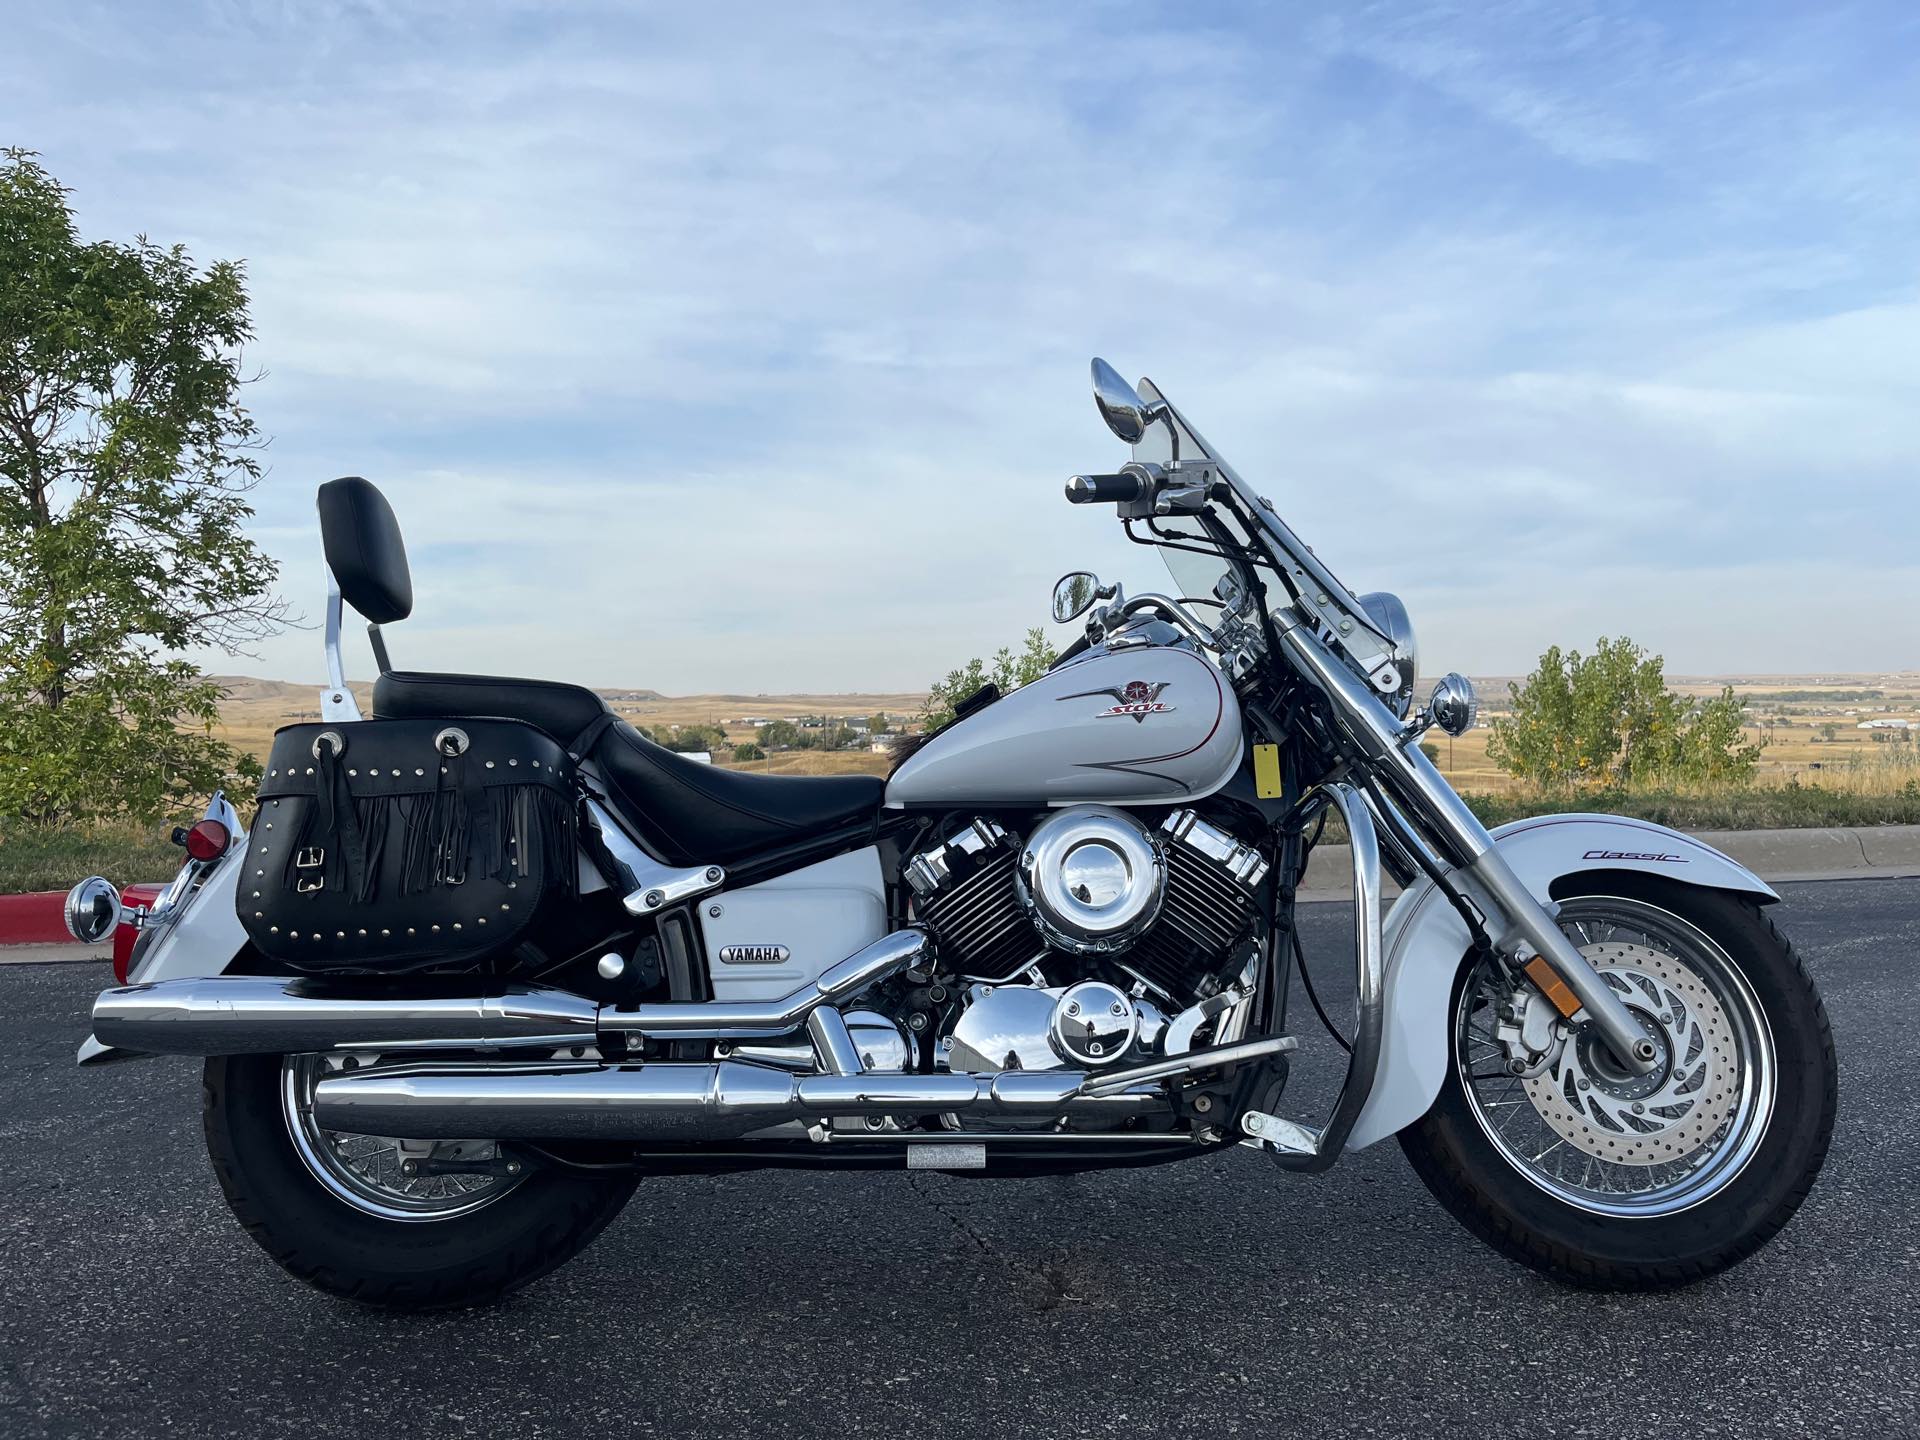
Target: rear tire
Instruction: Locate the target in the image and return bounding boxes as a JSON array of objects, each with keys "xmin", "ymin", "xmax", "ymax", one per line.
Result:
[
  {"xmin": 203, "ymin": 1054, "xmax": 635, "ymax": 1309},
  {"xmin": 1400, "ymin": 877, "xmax": 1836, "ymax": 1289}
]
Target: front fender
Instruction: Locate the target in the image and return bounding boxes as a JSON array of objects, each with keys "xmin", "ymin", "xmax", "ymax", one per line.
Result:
[{"xmin": 1343, "ymin": 814, "xmax": 1776, "ymax": 1150}]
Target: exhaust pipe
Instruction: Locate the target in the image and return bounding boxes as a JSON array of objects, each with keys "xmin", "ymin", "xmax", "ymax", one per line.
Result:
[
  {"xmin": 90, "ymin": 977, "xmax": 602, "ymax": 1056},
  {"xmin": 309, "ymin": 1035, "xmax": 1296, "ymax": 1142},
  {"xmin": 89, "ymin": 930, "xmax": 928, "ymax": 1057}
]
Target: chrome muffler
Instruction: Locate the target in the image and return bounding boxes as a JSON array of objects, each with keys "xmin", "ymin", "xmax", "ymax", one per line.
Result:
[
  {"xmin": 307, "ymin": 1036, "xmax": 1293, "ymax": 1142},
  {"xmin": 90, "ymin": 930, "xmax": 927, "ymax": 1057},
  {"xmin": 89, "ymin": 978, "xmax": 603, "ymax": 1056}
]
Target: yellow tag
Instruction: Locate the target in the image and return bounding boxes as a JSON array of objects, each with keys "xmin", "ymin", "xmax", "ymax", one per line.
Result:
[{"xmin": 1252, "ymin": 743, "xmax": 1283, "ymax": 799}]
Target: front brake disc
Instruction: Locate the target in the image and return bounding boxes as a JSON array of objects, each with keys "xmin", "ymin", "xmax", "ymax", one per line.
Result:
[{"xmin": 1521, "ymin": 943, "xmax": 1739, "ymax": 1166}]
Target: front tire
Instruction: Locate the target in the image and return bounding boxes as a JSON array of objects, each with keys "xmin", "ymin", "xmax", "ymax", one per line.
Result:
[
  {"xmin": 1400, "ymin": 877, "xmax": 1836, "ymax": 1289},
  {"xmin": 203, "ymin": 1054, "xmax": 636, "ymax": 1309}
]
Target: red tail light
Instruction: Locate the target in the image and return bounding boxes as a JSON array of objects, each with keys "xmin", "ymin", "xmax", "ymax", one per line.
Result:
[{"xmin": 183, "ymin": 819, "xmax": 231, "ymax": 861}]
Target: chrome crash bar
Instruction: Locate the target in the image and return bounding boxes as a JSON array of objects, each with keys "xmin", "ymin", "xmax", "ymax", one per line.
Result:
[{"xmin": 1242, "ymin": 781, "xmax": 1384, "ymax": 1172}]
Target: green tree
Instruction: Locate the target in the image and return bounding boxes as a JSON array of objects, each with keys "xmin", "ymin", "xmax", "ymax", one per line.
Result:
[
  {"xmin": 731, "ymin": 742, "xmax": 765, "ymax": 762},
  {"xmin": 757, "ymin": 719, "xmax": 800, "ymax": 749},
  {"xmin": 661, "ymin": 724, "xmax": 726, "ymax": 754},
  {"xmin": 866, "ymin": 712, "xmax": 889, "ymax": 735},
  {"xmin": 922, "ymin": 626, "xmax": 1058, "ymax": 730},
  {"xmin": 1487, "ymin": 637, "xmax": 1760, "ymax": 789},
  {"xmin": 0, "ymin": 151, "xmax": 283, "ymax": 825}
]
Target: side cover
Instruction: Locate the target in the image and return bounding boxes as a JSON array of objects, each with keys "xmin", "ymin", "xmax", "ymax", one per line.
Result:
[
  {"xmin": 1343, "ymin": 814, "xmax": 1778, "ymax": 1150},
  {"xmin": 886, "ymin": 645, "xmax": 1242, "ymax": 808},
  {"xmin": 700, "ymin": 847, "xmax": 888, "ymax": 1003}
]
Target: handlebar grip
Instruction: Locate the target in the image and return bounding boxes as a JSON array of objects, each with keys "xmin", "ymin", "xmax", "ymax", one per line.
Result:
[{"xmin": 1065, "ymin": 472, "xmax": 1147, "ymax": 504}]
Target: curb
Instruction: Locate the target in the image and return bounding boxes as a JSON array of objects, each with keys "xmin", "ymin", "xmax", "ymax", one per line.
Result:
[{"xmin": 1297, "ymin": 824, "xmax": 1920, "ymax": 900}]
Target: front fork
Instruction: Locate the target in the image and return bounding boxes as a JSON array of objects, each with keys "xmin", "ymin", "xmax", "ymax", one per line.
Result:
[{"xmin": 1272, "ymin": 615, "xmax": 1658, "ymax": 1077}]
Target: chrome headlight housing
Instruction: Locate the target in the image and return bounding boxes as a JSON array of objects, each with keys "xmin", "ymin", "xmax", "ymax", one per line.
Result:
[{"xmin": 1357, "ymin": 591, "xmax": 1418, "ymax": 718}]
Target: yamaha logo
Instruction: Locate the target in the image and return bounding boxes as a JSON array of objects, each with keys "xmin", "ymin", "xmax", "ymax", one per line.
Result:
[
  {"xmin": 718, "ymin": 943, "xmax": 791, "ymax": 965},
  {"xmin": 1060, "ymin": 679, "xmax": 1174, "ymax": 723}
]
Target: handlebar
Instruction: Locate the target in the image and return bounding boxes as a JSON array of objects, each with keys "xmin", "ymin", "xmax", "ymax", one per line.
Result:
[{"xmin": 1065, "ymin": 472, "xmax": 1148, "ymax": 504}]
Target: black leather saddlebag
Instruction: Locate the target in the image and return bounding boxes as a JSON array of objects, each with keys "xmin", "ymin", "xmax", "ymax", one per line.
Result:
[{"xmin": 238, "ymin": 718, "xmax": 577, "ymax": 973}]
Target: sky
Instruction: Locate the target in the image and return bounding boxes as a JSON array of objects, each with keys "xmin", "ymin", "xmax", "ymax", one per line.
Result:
[{"xmin": 5, "ymin": 1, "xmax": 1916, "ymax": 694}]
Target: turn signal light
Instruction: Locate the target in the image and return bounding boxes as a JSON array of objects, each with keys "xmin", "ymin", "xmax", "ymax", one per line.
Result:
[{"xmin": 183, "ymin": 819, "xmax": 231, "ymax": 862}]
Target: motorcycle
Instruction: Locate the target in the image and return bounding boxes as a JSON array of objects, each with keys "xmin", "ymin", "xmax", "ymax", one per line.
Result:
[{"xmin": 68, "ymin": 359, "xmax": 1836, "ymax": 1308}]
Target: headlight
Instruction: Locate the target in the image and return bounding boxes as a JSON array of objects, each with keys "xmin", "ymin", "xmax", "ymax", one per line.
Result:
[
  {"xmin": 1357, "ymin": 591, "xmax": 1418, "ymax": 718},
  {"xmin": 1428, "ymin": 673, "xmax": 1478, "ymax": 737}
]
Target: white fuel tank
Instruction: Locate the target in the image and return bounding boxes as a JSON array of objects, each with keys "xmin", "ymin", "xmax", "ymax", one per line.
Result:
[{"xmin": 886, "ymin": 645, "xmax": 1243, "ymax": 808}]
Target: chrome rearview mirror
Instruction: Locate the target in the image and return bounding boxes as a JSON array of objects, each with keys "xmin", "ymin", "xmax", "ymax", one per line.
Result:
[
  {"xmin": 1090, "ymin": 358, "xmax": 1159, "ymax": 444},
  {"xmin": 1052, "ymin": 571, "xmax": 1102, "ymax": 624},
  {"xmin": 64, "ymin": 875, "xmax": 122, "ymax": 945}
]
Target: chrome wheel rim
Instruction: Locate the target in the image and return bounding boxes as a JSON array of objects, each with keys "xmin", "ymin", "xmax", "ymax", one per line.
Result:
[
  {"xmin": 280, "ymin": 1056, "xmax": 523, "ymax": 1222},
  {"xmin": 1456, "ymin": 896, "xmax": 1776, "ymax": 1218}
]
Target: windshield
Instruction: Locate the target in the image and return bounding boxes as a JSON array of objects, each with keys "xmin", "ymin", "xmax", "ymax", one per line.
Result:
[
  {"xmin": 1124, "ymin": 373, "xmax": 1396, "ymax": 674},
  {"xmin": 1130, "ymin": 379, "xmax": 1236, "ymax": 605}
]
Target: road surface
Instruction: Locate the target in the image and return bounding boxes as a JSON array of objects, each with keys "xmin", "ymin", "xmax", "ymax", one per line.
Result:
[{"xmin": 0, "ymin": 878, "xmax": 1911, "ymax": 1438}]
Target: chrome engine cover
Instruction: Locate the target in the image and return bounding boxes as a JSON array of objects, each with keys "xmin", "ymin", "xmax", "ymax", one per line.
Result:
[
  {"xmin": 946, "ymin": 982, "xmax": 1166, "ymax": 1073},
  {"xmin": 1015, "ymin": 806, "xmax": 1167, "ymax": 955},
  {"xmin": 1049, "ymin": 980, "xmax": 1136, "ymax": 1066}
]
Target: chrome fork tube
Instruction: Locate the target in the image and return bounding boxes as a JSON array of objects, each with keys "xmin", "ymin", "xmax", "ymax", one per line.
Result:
[{"xmin": 1273, "ymin": 613, "xmax": 1657, "ymax": 1074}]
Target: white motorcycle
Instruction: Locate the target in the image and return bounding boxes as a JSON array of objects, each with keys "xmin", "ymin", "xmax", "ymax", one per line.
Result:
[{"xmin": 69, "ymin": 359, "xmax": 1836, "ymax": 1308}]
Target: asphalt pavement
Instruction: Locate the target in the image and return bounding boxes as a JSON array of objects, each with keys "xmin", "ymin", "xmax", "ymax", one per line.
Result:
[{"xmin": 0, "ymin": 878, "xmax": 1913, "ymax": 1439}]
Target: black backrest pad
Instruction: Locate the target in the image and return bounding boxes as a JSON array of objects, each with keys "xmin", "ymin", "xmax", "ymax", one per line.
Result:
[{"xmin": 318, "ymin": 476, "xmax": 413, "ymax": 624}]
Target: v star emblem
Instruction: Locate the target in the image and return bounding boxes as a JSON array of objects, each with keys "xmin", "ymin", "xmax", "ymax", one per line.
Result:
[{"xmin": 1059, "ymin": 680, "xmax": 1175, "ymax": 723}]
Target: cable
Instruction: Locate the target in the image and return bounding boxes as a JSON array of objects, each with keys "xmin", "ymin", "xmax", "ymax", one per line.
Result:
[{"xmin": 1294, "ymin": 925, "xmax": 1352, "ymax": 1053}]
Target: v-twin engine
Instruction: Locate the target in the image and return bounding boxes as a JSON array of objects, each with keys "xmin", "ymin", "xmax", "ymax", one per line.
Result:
[{"xmin": 905, "ymin": 806, "xmax": 1269, "ymax": 1009}]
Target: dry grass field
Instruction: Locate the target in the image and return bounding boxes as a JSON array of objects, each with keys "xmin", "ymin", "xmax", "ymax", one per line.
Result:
[{"xmin": 207, "ymin": 670, "xmax": 1920, "ymax": 794}]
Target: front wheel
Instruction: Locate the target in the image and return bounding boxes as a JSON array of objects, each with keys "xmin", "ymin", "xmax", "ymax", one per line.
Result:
[
  {"xmin": 1400, "ymin": 877, "xmax": 1836, "ymax": 1289},
  {"xmin": 203, "ymin": 1054, "xmax": 636, "ymax": 1309}
]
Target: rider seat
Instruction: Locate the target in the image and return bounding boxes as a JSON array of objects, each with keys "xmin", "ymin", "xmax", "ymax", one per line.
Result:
[{"xmin": 372, "ymin": 670, "xmax": 884, "ymax": 868}]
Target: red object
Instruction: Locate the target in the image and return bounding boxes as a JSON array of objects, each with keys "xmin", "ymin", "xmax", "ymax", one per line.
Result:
[
  {"xmin": 0, "ymin": 892, "xmax": 74, "ymax": 945},
  {"xmin": 183, "ymin": 819, "xmax": 230, "ymax": 862},
  {"xmin": 112, "ymin": 882, "xmax": 167, "ymax": 984}
]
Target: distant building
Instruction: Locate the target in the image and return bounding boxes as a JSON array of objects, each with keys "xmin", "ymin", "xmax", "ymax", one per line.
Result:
[{"xmin": 1858, "ymin": 718, "xmax": 1913, "ymax": 730}]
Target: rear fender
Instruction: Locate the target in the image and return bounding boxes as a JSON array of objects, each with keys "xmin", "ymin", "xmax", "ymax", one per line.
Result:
[
  {"xmin": 1343, "ymin": 814, "xmax": 1776, "ymax": 1150},
  {"xmin": 77, "ymin": 849, "xmax": 249, "ymax": 1065}
]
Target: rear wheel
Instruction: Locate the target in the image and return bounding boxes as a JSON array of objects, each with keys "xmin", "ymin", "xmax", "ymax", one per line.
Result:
[
  {"xmin": 203, "ymin": 1053, "xmax": 635, "ymax": 1309},
  {"xmin": 1400, "ymin": 878, "xmax": 1836, "ymax": 1288}
]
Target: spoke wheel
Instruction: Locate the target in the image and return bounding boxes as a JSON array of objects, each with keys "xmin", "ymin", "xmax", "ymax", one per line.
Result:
[
  {"xmin": 280, "ymin": 1055, "xmax": 523, "ymax": 1222},
  {"xmin": 1455, "ymin": 895, "xmax": 1776, "ymax": 1218}
]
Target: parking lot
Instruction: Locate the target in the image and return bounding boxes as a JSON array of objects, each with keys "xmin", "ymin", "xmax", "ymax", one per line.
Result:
[{"xmin": 1, "ymin": 877, "xmax": 1913, "ymax": 1439}]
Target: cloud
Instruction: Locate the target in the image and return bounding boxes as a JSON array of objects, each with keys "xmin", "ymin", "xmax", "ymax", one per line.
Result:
[{"xmin": 3, "ymin": 0, "xmax": 1913, "ymax": 691}]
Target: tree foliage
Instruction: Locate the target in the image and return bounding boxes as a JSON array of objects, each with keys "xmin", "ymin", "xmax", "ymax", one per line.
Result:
[
  {"xmin": 660, "ymin": 723, "xmax": 727, "ymax": 754},
  {"xmin": 1486, "ymin": 637, "xmax": 1761, "ymax": 789},
  {"xmin": 922, "ymin": 627, "xmax": 1058, "ymax": 731},
  {"xmin": 0, "ymin": 150, "xmax": 283, "ymax": 824}
]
